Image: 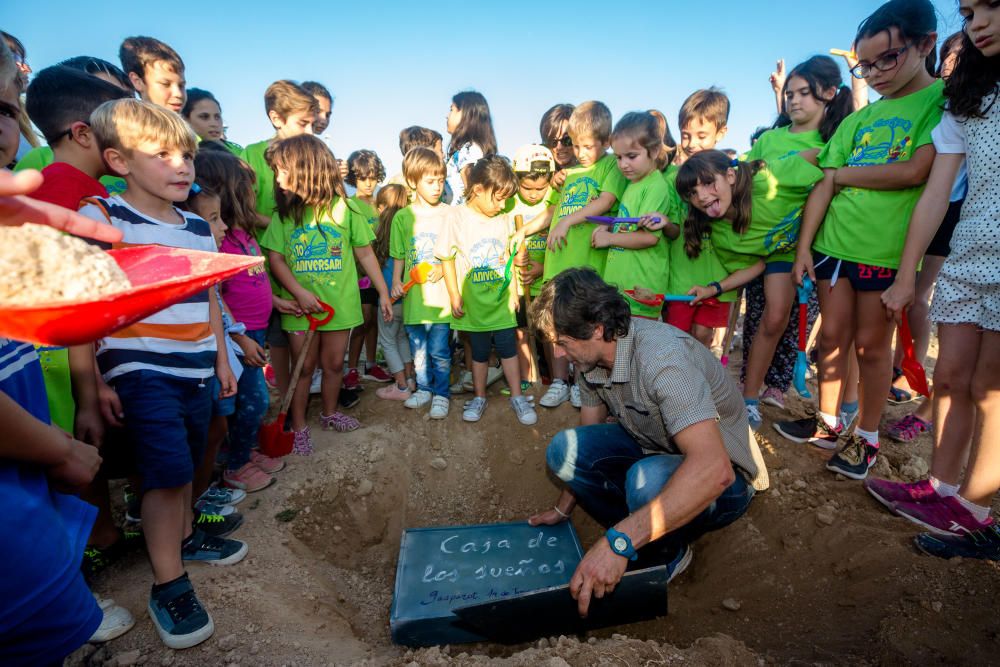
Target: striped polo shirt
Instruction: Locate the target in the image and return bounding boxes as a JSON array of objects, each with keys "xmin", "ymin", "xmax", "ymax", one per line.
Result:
[{"xmin": 79, "ymin": 196, "xmax": 218, "ymax": 382}]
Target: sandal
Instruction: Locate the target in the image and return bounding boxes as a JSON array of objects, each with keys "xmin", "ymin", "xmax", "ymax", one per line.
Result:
[
  {"xmin": 888, "ymin": 385, "xmax": 915, "ymax": 405},
  {"xmin": 887, "ymin": 414, "xmax": 932, "ymax": 442}
]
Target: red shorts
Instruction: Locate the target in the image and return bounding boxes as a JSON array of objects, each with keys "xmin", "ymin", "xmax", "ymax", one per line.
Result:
[{"xmin": 664, "ymin": 300, "xmax": 731, "ymax": 331}]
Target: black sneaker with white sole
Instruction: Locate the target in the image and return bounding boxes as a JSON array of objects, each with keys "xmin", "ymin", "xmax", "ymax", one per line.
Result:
[
  {"xmin": 148, "ymin": 573, "xmax": 214, "ymax": 649},
  {"xmin": 773, "ymin": 416, "xmax": 842, "ymax": 449}
]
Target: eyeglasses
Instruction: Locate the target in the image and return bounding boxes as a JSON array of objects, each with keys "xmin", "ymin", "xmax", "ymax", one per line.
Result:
[
  {"xmin": 849, "ymin": 44, "xmax": 910, "ymax": 79},
  {"xmin": 49, "ymin": 122, "xmax": 88, "ymax": 145},
  {"xmin": 548, "ymin": 135, "xmax": 573, "ymax": 148}
]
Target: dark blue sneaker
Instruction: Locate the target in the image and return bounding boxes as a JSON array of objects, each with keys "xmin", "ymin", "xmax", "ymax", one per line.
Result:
[
  {"xmin": 915, "ymin": 523, "xmax": 1000, "ymax": 561},
  {"xmin": 666, "ymin": 544, "xmax": 693, "ymax": 583},
  {"xmin": 193, "ymin": 508, "xmax": 243, "ymax": 537},
  {"xmin": 148, "ymin": 573, "xmax": 213, "ymax": 649},
  {"xmin": 182, "ymin": 528, "xmax": 248, "ymax": 566},
  {"xmin": 826, "ymin": 434, "xmax": 878, "ymax": 480}
]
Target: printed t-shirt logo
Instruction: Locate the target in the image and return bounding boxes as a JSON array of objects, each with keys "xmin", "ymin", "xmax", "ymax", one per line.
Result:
[
  {"xmin": 609, "ymin": 202, "xmax": 637, "ymax": 253},
  {"xmin": 410, "ymin": 232, "xmax": 439, "ymax": 266},
  {"xmin": 468, "ymin": 238, "xmax": 505, "ymax": 286},
  {"xmin": 849, "ymin": 118, "xmax": 913, "ymax": 166},
  {"xmin": 765, "ymin": 208, "xmax": 802, "ymax": 255},
  {"xmin": 559, "ymin": 176, "xmax": 599, "ymax": 216},
  {"xmin": 291, "ymin": 223, "xmax": 343, "ymax": 273}
]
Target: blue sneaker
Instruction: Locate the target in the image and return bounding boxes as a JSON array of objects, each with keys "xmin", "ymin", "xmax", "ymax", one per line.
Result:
[
  {"xmin": 182, "ymin": 529, "xmax": 248, "ymax": 566},
  {"xmin": 915, "ymin": 523, "xmax": 1000, "ymax": 561},
  {"xmin": 198, "ymin": 485, "xmax": 246, "ymax": 506},
  {"xmin": 667, "ymin": 544, "xmax": 693, "ymax": 583},
  {"xmin": 194, "ymin": 500, "xmax": 235, "ymax": 516},
  {"xmin": 148, "ymin": 573, "xmax": 214, "ymax": 649},
  {"xmin": 839, "ymin": 403, "xmax": 859, "ymax": 431},
  {"xmin": 745, "ymin": 402, "xmax": 762, "ymax": 432}
]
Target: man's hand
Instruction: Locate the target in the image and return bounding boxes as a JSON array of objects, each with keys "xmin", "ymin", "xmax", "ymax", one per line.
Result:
[
  {"xmin": 569, "ymin": 538, "xmax": 629, "ymax": 618},
  {"xmin": 0, "ymin": 170, "xmax": 123, "ymax": 243},
  {"xmin": 46, "ymin": 429, "xmax": 102, "ymax": 491},
  {"xmin": 528, "ymin": 507, "xmax": 569, "ymax": 526}
]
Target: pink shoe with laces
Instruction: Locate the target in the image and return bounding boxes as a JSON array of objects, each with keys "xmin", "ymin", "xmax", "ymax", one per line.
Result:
[
  {"xmin": 376, "ymin": 384, "xmax": 412, "ymax": 401},
  {"xmin": 320, "ymin": 411, "xmax": 360, "ymax": 432},
  {"xmin": 864, "ymin": 477, "xmax": 937, "ymax": 513},
  {"xmin": 887, "ymin": 414, "xmax": 932, "ymax": 442},
  {"xmin": 894, "ymin": 494, "xmax": 991, "ymax": 536},
  {"xmin": 760, "ymin": 386, "xmax": 785, "ymax": 410}
]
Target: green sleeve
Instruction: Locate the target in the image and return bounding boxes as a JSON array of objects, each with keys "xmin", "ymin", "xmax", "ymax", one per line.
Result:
[
  {"xmin": 817, "ymin": 113, "xmax": 855, "ymax": 169},
  {"xmin": 258, "ymin": 213, "xmax": 285, "ymax": 254},
  {"xmin": 14, "ymin": 146, "xmax": 54, "ymax": 171},
  {"xmin": 349, "ymin": 207, "xmax": 375, "ymax": 247},
  {"xmin": 599, "ymin": 161, "xmax": 627, "ymax": 200},
  {"xmin": 389, "ymin": 210, "xmax": 408, "ymax": 260}
]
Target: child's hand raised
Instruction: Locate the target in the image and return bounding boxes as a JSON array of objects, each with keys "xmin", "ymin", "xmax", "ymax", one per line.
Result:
[
  {"xmin": 769, "ymin": 59, "xmax": 786, "ymax": 95},
  {"xmin": 590, "ymin": 227, "xmax": 614, "ymax": 249}
]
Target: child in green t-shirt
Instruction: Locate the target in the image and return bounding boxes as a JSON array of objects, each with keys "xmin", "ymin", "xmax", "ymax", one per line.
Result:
[
  {"xmin": 790, "ymin": 0, "xmax": 944, "ymax": 480},
  {"xmin": 343, "ymin": 149, "xmax": 391, "ymax": 390},
  {"xmin": 598, "ymin": 112, "xmax": 680, "ymax": 320},
  {"xmin": 181, "ymin": 88, "xmax": 242, "ymax": 155},
  {"xmin": 435, "ymin": 156, "xmax": 538, "ymax": 426},
  {"xmin": 676, "ymin": 151, "xmax": 823, "ymax": 432},
  {"xmin": 389, "ymin": 147, "xmax": 453, "ymax": 419},
  {"xmin": 259, "ymin": 136, "xmax": 391, "ymax": 455}
]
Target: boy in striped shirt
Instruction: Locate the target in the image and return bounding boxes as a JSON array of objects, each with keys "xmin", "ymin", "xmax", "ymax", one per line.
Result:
[{"xmin": 79, "ymin": 99, "xmax": 240, "ymax": 650}]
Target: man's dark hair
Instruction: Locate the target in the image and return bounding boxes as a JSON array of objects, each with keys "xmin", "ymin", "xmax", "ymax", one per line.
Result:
[
  {"xmin": 531, "ymin": 268, "xmax": 630, "ymax": 343},
  {"xmin": 26, "ymin": 66, "xmax": 132, "ymax": 144}
]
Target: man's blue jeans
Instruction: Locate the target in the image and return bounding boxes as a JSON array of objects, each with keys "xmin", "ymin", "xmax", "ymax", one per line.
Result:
[{"xmin": 546, "ymin": 422, "xmax": 754, "ymax": 555}]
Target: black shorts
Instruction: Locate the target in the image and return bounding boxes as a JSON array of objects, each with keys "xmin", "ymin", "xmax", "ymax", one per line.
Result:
[
  {"xmin": 925, "ymin": 198, "xmax": 963, "ymax": 257},
  {"xmin": 813, "ymin": 252, "xmax": 897, "ymax": 291},
  {"xmin": 468, "ymin": 328, "xmax": 518, "ymax": 363},
  {"xmin": 360, "ymin": 286, "xmax": 378, "ymax": 306}
]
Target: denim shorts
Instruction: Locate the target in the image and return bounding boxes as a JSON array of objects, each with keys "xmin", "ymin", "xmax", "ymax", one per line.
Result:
[
  {"xmin": 112, "ymin": 370, "xmax": 213, "ymax": 490},
  {"xmin": 211, "ymin": 375, "xmax": 236, "ymax": 417}
]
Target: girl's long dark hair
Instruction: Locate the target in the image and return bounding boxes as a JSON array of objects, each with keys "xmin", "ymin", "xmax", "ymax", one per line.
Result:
[
  {"xmin": 774, "ymin": 55, "xmax": 854, "ymax": 142},
  {"xmin": 448, "ymin": 91, "xmax": 497, "ymax": 158},
  {"xmin": 193, "ymin": 150, "xmax": 259, "ymax": 236},
  {"xmin": 854, "ymin": 0, "xmax": 938, "ymax": 76},
  {"xmin": 373, "ymin": 184, "xmax": 408, "ymax": 267},
  {"xmin": 944, "ymin": 30, "xmax": 1000, "ymax": 119},
  {"xmin": 675, "ymin": 150, "xmax": 765, "ymax": 258}
]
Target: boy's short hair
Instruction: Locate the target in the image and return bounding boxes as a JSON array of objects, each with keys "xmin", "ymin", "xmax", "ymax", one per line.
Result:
[
  {"xmin": 402, "ymin": 146, "xmax": 446, "ymax": 187},
  {"xmin": 568, "ymin": 101, "xmax": 612, "ymax": 143},
  {"xmin": 301, "ymin": 80, "xmax": 332, "ymax": 103},
  {"xmin": 91, "ymin": 98, "xmax": 197, "ymax": 156},
  {"xmin": 26, "ymin": 66, "xmax": 131, "ymax": 144},
  {"xmin": 678, "ymin": 87, "xmax": 730, "ymax": 131},
  {"xmin": 345, "ymin": 149, "xmax": 386, "ymax": 187},
  {"xmin": 399, "ymin": 126, "xmax": 442, "ymax": 155},
  {"xmin": 264, "ymin": 80, "xmax": 319, "ymax": 122},
  {"xmin": 119, "ymin": 36, "xmax": 185, "ymax": 79}
]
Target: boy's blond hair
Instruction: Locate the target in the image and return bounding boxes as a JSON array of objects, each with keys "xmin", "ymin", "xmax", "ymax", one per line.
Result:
[
  {"xmin": 91, "ymin": 98, "xmax": 197, "ymax": 155},
  {"xmin": 568, "ymin": 101, "xmax": 612, "ymax": 143},
  {"xmin": 402, "ymin": 146, "xmax": 446, "ymax": 189},
  {"xmin": 264, "ymin": 80, "xmax": 320, "ymax": 124}
]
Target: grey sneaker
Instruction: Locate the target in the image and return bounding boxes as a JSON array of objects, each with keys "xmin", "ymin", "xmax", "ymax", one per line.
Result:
[
  {"xmin": 569, "ymin": 383, "xmax": 582, "ymax": 408},
  {"xmin": 539, "ymin": 380, "xmax": 570, "ymax": 408},
  {"xmin": 450, "ymin": 370, "xmax": 473, "ymax": 394},
  {"xmin": 463, "ymin": 396, "xmax": 487, "ymax": 422},
  {"xmin": 404, "ymin": 389, "xmax": 432, "ymax": 409},
  {"xmin": 510, "ymin": 396, "xmax": 538, "ymax": 425},
  {"xmin": 429, "ymin": 395, "xmax": 450, "ymax": 419}
]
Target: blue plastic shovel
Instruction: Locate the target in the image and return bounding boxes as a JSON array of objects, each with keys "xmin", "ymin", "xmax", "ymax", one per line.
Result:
[{"xmin": 793, "ymin": 276, "xmax": 814, "ymax": 398}]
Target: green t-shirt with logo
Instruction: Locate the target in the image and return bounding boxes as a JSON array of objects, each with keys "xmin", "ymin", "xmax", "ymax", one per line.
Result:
[
  {"xmin": 745, "ymin": 126, "xmax": 823, "ymax": 162},
  {"xmin": 710, "ymin": 155, "xmax": 824, "ymax": 273},
  {"xmin": 813, "ymin": 79, "xmax": 945, "ymax": 269},
  {"xmin": 434, "ymin": 206, "xmax": 518, "ymax": 332},
  {"xmin": 602, "ymin": 170, "xmax": 672, "ymax": 318},
  {"xmin": 542, "ymin": 154, "xmax": 627, "ymax": 281},
  {"xmin": 259, "ymin": 198, "xmax": 373, "ymax": 332},
  {"xmin": 664, "ymin": 170, "xmax": 735, "ymax": 303},
  {"xmin": 389, "ymin": 204, "xmax": 452, "ymax": 325},
  {"xmin": 503, "ymin": 192, "xmax": 550, "ymax": 297},
  {"xmin": 15, "ymin": 146, "xmax": 127, "ymax": 195}
]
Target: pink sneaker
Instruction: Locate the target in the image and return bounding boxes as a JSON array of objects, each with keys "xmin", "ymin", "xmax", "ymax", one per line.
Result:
[
  {"xmin": 223, "ymin": 462, "xmax": 275, "ymax": 492},
  {"xmin": 264, "ymin": 364, "xmax": 277, "ymax": 389},
  {"xmin": 320, "ymin": 411, "xmax": 360, "ymax": 432},
  {"xmin": 760, "ymin": 386, "xmax": 785, "ymax": 410},
  {"xmin": 250, "ymin": 450, "xmax": 286, "ymax": 474},
  {"xmin": 292, "ymin": 427, "xmax": 314, "ymax": 456},
  {"xmin": 864, "ymin": 477, "xmax": 936, "ymax": 513},
  {"xmin": 343, "ymin": 368, "xmax": 361, "ymax": 391},
  {"xmin": 363, "ymin": 365, "xmax": 393, "ymax": 383},
  {"xmin": 376, "ymin": 384, "xmax": 412, "ymax": 401},
  {"xmin": 887, "ymin": 414, "xmax": 932, "ymax": 442},
  {"xmin": 893, "ymin": 494, "xmax": 991, "ymax": 536}
]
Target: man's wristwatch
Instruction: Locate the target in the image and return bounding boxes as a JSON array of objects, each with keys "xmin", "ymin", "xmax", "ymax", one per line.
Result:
[{"xmin": 605, "ymin": 527, "xmax": 638, "ymax": 561}]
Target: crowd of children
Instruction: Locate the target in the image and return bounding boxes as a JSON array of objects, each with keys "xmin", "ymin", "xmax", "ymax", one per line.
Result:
[{"xmin": 2, "ymin": 0, "xmax": 999, "ymax": 661}]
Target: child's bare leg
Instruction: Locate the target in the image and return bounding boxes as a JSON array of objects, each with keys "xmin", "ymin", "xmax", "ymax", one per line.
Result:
[
  {"xmin": 472, "ymin": 360, "xmax": 488, "ymax": 398},
  {"xmin": 347, "ymin": 304, "xmax": 375, "ymax": 371},
  {"xmin": 501, "ymin": 354, "xmax": 522, "ymax": 397},
  {"xmin": 319, "ymin": 330, "xmax": 350, "ymax": 416},
  {"xmin": 142, "ymin": 485, "xmax": 188, "ymax": 584},
  {"xmin": 841, "ymin": 347, "xmax": 860, "ymax": 406},
  {"xmin": 363, "ymin": 310, "xmax": 379, "ymax": 370},
  {"xmin": 515, "ymin": 328, "xmax": 531, "ymax": 381},
  {"xmin": 288, "ymin": 332, "xmax": 320, "ymax": 431},
  {"xmin": 192, "ymin": 415, "xmax": 227, "ymax": 500},
  {"xmin": 690, "ymin": 323, "xmax": 714, "ymax": 348},
  {"xmin": 960, "ymin": 330, "xmax": 1000, "ymax": 505},
  {"xmin": 930, "ymin": 323, "xmax": 980, "ymax": 485},
  {"xmin": 854, "ymin": 291, "xmax": 895, "ymax": 433},
  {"xmin": 743, "ymin": 273, "xmax": 794, "ymax": 399},
  {"xmin": 82, "ymin": 476, "xmax": 119, "ymax": 548},
  {"xmin": 816, "ymin": 279, "xmax": 855, "ymax": 418},
  {"xmin": 272, "ymin": 345, "xmax": 291, "ymax": 399}
]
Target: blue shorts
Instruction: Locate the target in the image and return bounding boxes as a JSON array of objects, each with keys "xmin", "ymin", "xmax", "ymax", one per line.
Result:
[
  {"xmin": 211, "ymin": 376, "xmax": 236, "ymax": 417},
  {"xmin": 813, "ymin": 252, "xmax": 897, "ymax": 292},
  {"xmin": 112, "ymin": 371, "xmax": 213, "ymax": 490},
  {"xmin": 468, "ymin": 328, "xmax": 518, "ymax": 363},
  {"xmin": 764, "ymin": 260, "xmax": 793, "ymax": 275}
]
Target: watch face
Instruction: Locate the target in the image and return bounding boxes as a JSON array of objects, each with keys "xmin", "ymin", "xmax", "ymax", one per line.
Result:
[{"xmin": 613, "ymin": 536, "xmax": 628, "ymax": 553}]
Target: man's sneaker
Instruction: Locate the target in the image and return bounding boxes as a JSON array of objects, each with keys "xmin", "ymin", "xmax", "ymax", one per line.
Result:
[
  {"xmin": 864, "ymin": 477, "xmax": 937, "ymax": 513},
  {"xmin": 887, "ymin": 414, "xmax": 932, "ymax": 443},
  {"xmin": 839, "ymin": 404, "xmax": 859, "ymax": 431},
  {"xmin": 263, "ymin": 363, "xmax": 277, "ymax": 389},
  {"xmin": 539, "ymin": 379, "xmax": 570, "ymax": 408},
  {"xmin": 376, "ymin": 383, "xmax": 412, "ymax": 401},
  {"xmin": 292, "ymin": 427, "xmax": 314, "ymax": 456},
  {"xmin": 193, "ymin": 509, "xmax": 243, "ymax": 538},
  {"xmin": 486, "ymin": 365, "xmax": 504, "ymax": 388},
  {"xmin": 148, "ymin": 574, "xmax": 214, "ymax": 649},
  {"xmin": 570, "ymin": 383, "xmax": 582, "ymax": 408},
  {"xmin": 825, "ymin": 434, "xmax": 878, "ymax": 480},
  {"xmin": 338, "ymin": 386, "xmax": 361, "ymax": 408},
  {"xmin": 199, "ymin": 485, "xmax": 246, "ymax": 506},
  {"xmin": 194, "ymin": 500, "xmax": 235, "ymax": 517},
  {"xmin": 363, "ymin": 365, "xmax": 393, "ymax": 382},
  {"xmin": 450, "ymin": 370, "xmax": 473, "ymax": 394},
  {"xmin": 893, "ymin": 494, "xmax": 992, "ymax": 536},
  {"xmin": 182, "ymin": 528, "xmax": 248, "ymax": 566},
  {"xmin": 89, "ymin": 597, "xmax": 135, "ymax": 643},
  {"xmin": 510, "ymin": 395, "xmax": 538, "ymax": 425},
  {"xmin": 222, "ymin": 462, "xmax": 275, "ymax": 493},
  {"xmin": 320, "ymin": 411, "xmax": 361, "ymax": 432},
  {"xmin": 310, "ymin": 368, "xmax": 322, "ymax": 394},
  {"xmin": 915, "ymin": 522, "xmax": 1000, "ymax": 561},
  {"xmin": 760, "ymin": 386, "xmax": 785, "ymax": 409},
  {"xmin": 343, "ymin": 368, "xmax": 361, "ymax": 391},
  {"xmin": 404, "ymin": 389, "xmax": 432, "ymax": 409},
  {"xmin": 463, "ymin": 396, "xmax": 487, "ymax": 422},
  {"xmin": 250, "ymin": 449, "xmax": 286, "ymax": 473},
  {"xmin": 774, "ymin": 416, "xmax": 842, "ymax": 449},
  {"xmin": 745, "ymin": 403, "xmax": 762, "ymax": 432},
  {"xmin": 429, "ymin": 395, "xmax": 450, "ymax": 419},
  {"xmin": 667, "ymin": 544, "xmax": 693, "ymax": 583}
]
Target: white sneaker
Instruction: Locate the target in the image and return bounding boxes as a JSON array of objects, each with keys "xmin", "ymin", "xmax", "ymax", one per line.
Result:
[
  {"xmin": 404, "ymin": 389, "xmax": 432, "ymax": 409},
  {"xmin": 539, "ymin": 379, "xmax": 570, "ymax": 408},
  {"xmin": 309, "ymin": 368, "xmax": 322, "ymax": 394},
  {"xmin": 486, "ymin": 365, "xmax": 504, "ymax": 388},
  {"xmin": 450, "ymin": 370, "xmax": 472, "ymax": 394},
  {"xmin": 429, "ymin": 395, "xmax": 450, "ymax": 419},
  {"xmin": 89, "ymin": 597, "xmax": 135, "ymax": 643},
  {"xmin": 570, "ymin": 383, "xmax": 582, "ymax": 408},
  {"xmin": 510, "ymin": 396, "xmax": 538, "ymax": 425},
  {"xmin": 462, "ymin": 396, "xmax": 487, "ymax": 422}
]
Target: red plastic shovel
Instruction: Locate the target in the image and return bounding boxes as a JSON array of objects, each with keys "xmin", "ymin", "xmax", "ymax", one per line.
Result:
[
  {"xmin": 0, "ymin": 245, "xmax": 263, "ymax": 346},
  {"xmin": 258, "ymin": 301, "xmax": 335, "ymax": 458},
  {"xmin": 898, "ymin": 313, "xmax": 930, "ymax": 398}
]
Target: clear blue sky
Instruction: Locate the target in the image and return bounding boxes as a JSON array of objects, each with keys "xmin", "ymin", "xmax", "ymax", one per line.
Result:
[{"xmin": 4, "ymin": 0, "xmax": 961, "ymax": 165}]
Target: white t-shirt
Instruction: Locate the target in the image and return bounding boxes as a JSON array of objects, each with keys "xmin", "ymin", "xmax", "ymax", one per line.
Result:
[{"xmin": 445, "ymin": 142, "xmax": 484, "ymax": 206}]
